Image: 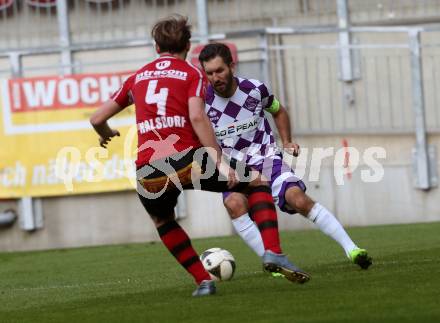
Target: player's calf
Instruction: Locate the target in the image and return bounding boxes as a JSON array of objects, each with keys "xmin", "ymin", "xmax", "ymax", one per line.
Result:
[{"xmin": 247, "ymin": 186, "xmax": 282, "ymax": 254}]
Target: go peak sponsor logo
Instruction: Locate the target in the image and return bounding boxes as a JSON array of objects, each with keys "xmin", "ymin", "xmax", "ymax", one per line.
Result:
[{"xmin": 215, "ymin": 116, "xmax": 259, "ymax": 139}]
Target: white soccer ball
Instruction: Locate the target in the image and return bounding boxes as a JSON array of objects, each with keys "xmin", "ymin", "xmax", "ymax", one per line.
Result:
[{"xmin": 200, "ymin": 248, "xmax": 236, "ymax": 281}]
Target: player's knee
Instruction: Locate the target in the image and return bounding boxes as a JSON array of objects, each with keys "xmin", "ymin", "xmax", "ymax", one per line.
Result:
[
  {"xmin": 286, "ymin": 188, "xmax": 314, "ymax": 215},
  {"xmin": 224, "ymin": 193, "xmax": 248, "ymax": 219}
]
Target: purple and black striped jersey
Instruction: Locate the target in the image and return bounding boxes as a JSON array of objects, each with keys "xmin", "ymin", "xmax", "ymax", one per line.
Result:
[{"xmin": 205, "ymin": 77, "xmax": 282, "ymax": 166}]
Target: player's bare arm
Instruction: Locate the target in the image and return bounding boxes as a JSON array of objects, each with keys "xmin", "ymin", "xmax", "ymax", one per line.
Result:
[
  {"xmin": 269, "ymin": 101, "xmax": 300, "ymax": 157},
  {"xmin": 90, "ymin": 99, "xmax": 124, "ymax": 148},
  {"xmin": 188, "ymin": 96, "xmax": 238, "ymax": 188}
]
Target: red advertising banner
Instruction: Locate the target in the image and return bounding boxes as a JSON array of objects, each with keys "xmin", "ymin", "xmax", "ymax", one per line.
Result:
[{"xmin": 7, "ymin": 72, "xmax": 131, "ymax": 113}]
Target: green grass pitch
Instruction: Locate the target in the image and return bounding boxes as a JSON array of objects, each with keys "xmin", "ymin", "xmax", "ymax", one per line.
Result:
[{"xmin": 0, "ymin": 222, "xmax": 439, "ymax": 323}]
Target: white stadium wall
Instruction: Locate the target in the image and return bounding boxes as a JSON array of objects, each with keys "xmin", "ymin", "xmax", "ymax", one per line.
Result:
[{"xmin": 1, "ymin": 134, "xmax": 439, "ymax": 252}]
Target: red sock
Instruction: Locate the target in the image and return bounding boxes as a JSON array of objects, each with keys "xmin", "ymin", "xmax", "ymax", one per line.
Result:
[
  {"xmin": 157, "ymin": 221, "xmax": 211, "ymax": 284},
  {"xmin": 248, "ymin": 186, "xmax": 282, "ymax": 254}
]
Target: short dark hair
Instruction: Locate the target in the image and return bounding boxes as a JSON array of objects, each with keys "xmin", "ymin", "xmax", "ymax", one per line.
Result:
[
  {"xmin": 198, "ymin": 43, "xmax": 233, "ymax": 66},
  {"xmin": 151, "ymin": 15, "xmax": 191, "ymax": 54}
]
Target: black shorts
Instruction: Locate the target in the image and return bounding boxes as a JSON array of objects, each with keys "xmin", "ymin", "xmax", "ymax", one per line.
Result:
[{"xmin": 137, "ymin": 148, "xmax": 252, "ymax": 218}]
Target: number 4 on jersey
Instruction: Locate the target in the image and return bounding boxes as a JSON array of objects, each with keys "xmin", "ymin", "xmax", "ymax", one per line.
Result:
[{"xmin": 145, "ymin": 80, "xmax": 169, "ymax": 116}]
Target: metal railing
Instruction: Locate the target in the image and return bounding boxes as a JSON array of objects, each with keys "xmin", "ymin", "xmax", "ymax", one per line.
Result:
[{"xmin": 2, "ymin": 0, "xmax": 440, "ymax": 52}]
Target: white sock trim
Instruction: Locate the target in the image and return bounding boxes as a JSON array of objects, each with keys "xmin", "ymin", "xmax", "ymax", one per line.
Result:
[
  {"xmin": 307, "ymin": 202, "xmax": 324, "ymax": 223},
  {"xmin": 231, "ymin": 213, "xmax": 265, "ymax": 257},
  {"xmin": 307, "ymin": 203, "xmax": 358, "ymax": 256},
  {"xmin": 231, "ymin": 213, "xmax": 255, "ymax": 232}
]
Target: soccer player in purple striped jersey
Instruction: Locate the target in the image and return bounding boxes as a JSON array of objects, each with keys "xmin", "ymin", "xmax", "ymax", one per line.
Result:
[{"xmin": 199, "ymin": 43, "xmax": 372, "ymax": 270}]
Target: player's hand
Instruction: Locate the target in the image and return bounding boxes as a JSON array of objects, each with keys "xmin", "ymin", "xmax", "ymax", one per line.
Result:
[
  {"xmin": 99, "ymin": 129, "xmax": 120, "ymax": 148},
  {"xmin": 226, "ymin": 167, "xmax": 239, "ymax": 189},
  {"xmin": 218, "ymin": 161, "xmax": 239, "ymax": 189},
  {"xmin": 283, "ymin": 142, "xmax": 300, "ymax": 157}
]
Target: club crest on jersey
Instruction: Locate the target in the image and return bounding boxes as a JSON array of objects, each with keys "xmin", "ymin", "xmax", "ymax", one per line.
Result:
[
  {"xmin": 207, "ymin": 108, "xmax": 221, "ymax": 122},
  {"xmin": 244, "ymin": 96, "xmax": 259, "ymax": 112},
  {"xmin": 156, "ymin": 60, "xmax": 171, "ymax": 70}
]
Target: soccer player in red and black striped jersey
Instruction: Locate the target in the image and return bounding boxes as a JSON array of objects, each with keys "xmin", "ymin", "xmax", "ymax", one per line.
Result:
[{"xmin": 90, "ymin": 15, "xmax": 309, "ymax": 297}]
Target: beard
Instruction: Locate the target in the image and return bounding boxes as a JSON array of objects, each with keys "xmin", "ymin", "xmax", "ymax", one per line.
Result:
[{"xmin": 214, "ymin": 70, "xmax": 234, "ymax": 97}]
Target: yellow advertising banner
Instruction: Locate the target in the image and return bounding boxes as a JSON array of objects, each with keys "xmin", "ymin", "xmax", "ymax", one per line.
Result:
[{"xmin": 0, "ymin": 72, "xmax": 139, "ymax": 198}]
